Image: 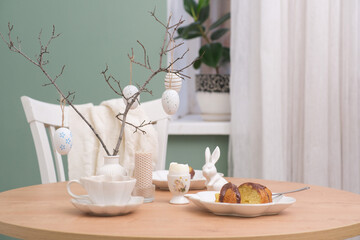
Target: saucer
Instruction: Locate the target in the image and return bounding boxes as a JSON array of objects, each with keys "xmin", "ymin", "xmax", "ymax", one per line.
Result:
[
  {"xmin": 71, "ymin": 196, "xmax": 144, "ymax": 216},
  {"xmin": 153, "ymin": 170, "xmax": 212, "ymax": 190}
]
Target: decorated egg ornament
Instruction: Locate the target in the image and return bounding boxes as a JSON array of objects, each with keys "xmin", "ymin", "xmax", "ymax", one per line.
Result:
[
  {"xmin": 122, "ymin": 85, "xmax": 140, "ymax": 109},
  {"xmin": 164, "ymin": 72, "xmax": 182, "ymax": 93},
  {"xmin": 54, "ymin": 127, "xmax": 72, "ymax": 155},
  {"xmin": 161, "ymin": 89, "xmax": 180, "ymax": 115}
]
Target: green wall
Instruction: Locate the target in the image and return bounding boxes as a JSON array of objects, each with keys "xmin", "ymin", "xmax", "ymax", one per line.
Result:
[
  {"xmin": 0, "ymin": 1, "xmax": 228, "ymax": 238},
  {"xmin": 166, "ymin": 135, "xmax": 228, "ymax": 174},
  {"xmin": 0, "ymin": 0, "xmax": 168, "ymax": 192}
]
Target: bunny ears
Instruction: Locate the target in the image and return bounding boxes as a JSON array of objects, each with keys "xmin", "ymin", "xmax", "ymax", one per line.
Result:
[{"xmin": 205, "ymin": 146, "xmax": 221, "ymax": 164}]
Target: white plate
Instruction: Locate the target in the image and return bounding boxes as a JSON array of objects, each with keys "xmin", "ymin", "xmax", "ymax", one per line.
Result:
[
  {"xmin": 153, "ymin": 170, "xmax": 207, "ymax": 190},
  {"xmin": 71, "ymin": 196, "xmax": 144, "ymax": 216},
  {"xmin": 185, "ymin": 191, "xmax": 296, "ymax": 217}
]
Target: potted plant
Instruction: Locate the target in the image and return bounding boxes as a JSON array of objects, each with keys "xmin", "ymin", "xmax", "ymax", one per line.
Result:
[{"xmin": 177, "ymin": 0, "xmax": 230, "ymax": 121}]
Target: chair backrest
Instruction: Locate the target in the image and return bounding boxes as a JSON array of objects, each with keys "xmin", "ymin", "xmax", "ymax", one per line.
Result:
[{"xmin": 21, "ymin": 96, "xmax": 169, "ymax": 184}]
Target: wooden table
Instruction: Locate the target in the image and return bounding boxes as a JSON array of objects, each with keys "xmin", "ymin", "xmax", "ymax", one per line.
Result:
[{"xmin": 0, "ymin": 178, "xmax": 360, "ymax": 240}]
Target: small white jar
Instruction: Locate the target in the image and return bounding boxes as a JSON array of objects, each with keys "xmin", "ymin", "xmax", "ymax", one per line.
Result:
[{"xmin": 96, "ymin": 155, "xmax": 127, "ymax": 179}]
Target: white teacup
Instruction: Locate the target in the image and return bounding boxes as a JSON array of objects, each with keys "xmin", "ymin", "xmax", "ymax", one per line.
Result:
[{"xmin": 67, "ymin": 175, "xmax": 136, "ymax": 205}]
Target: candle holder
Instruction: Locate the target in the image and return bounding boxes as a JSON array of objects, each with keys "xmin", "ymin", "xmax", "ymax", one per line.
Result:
[{"xmin": 133, "ymin": 152, "xmax": 155, "ymax": 203}]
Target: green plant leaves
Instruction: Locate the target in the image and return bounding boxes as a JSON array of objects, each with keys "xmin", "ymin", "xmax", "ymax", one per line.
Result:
[
  {"xmin": 199, "ymin": 43, "xmax": 223, "ymax": 68},
  {"xmin": 184, "ymin": 0, "xmax": 209, "ymax": 22},
  {"xmin": 177, "ymin": 22, "xmax": 204, "ymax": 40},
  {"xmin": 193, "ymin": 58, "xmax": 202, "ymax": 69},
  {"xmin": 210, "ymin": 28, "xmax": 229, "ymax": 41},
  {"xmin": 184, "ymin": 0, "xmax": 197, "ymax": 18},
  {"xmin": 180, "ymin": 1, "xmax": 231, "ymax": 70},
  {"xmin": 209, "ymin": 12, "xmax": 231, "ymax": 31},
  {"xmin": 220, "ymin": 47, "xmax": 230, "ymax": 65},
  {"xmin": 194, "ymin": 45, "xmax": 229, "ymax": 69},
  {"xmin": 197, "ymin": 0, "xmax": 209, "ymax": 14},
  {"xmin": 198, "ymin": 5, "xmax": 209, "ymax": 23}
]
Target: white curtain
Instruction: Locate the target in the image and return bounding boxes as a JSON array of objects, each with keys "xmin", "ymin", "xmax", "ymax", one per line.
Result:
[{"xmin": 230, "ymin": 0, "xmax": 360, "ymax": 194}]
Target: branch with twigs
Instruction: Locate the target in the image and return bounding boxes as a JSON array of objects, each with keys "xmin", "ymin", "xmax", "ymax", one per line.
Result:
[
  {"xmin": 0, "ymin": 23, "xmax": 112, "ymax": 156},
  {"xmin": 116, "ymin": 113, "xmax": 152, "ymax": 135},
  {"xmin": 103, "ymin": 9, "xmax": 199, "ymax": 156},
  {"xmin": 1, "ymin": 9, "xmax": 198, "ymax": 157},
  {"xmin": 0, "ymin": 23, "xmax": 114, "ymax": 156}
]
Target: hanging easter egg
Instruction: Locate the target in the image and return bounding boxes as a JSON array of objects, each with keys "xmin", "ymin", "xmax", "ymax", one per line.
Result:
[
  {"xmin": 122, "ymin": 85, "xmax": 140, "ymax": 109},
  {"xmin": 162, "ymin": 89, "xmax": 180, "ymax": 115},
  {"xmin": 54, "ymin": 127, "xmax": 72, "ymax": 155},
  {"xmin": 165, "ymin": 72, "xmax": 182, "ymax": 93}
]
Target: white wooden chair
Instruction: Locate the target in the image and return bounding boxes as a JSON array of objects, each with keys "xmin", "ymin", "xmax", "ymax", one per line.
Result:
[{"xmin": 21, "ymin": 96, "xmax": 169, "ymax": 184}]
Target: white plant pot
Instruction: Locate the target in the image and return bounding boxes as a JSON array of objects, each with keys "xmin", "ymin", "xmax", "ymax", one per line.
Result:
[{"xmin": 195, "ymin": 74, "xmax": 230, "ymax": 121}]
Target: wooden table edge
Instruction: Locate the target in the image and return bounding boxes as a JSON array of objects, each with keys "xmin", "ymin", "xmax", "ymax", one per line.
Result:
[
  {"xmin": 1, "ymin": 180, "xmax": 360, "ymax": 240},
  {"xmin": 1, "ymin": 218, "xmax": 360, "ymax": 240}
]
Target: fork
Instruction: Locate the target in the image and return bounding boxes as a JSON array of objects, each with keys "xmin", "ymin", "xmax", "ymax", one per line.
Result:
[{"xmin": 273, "ymin": 186, "xmax": 310, "ymax": 197}]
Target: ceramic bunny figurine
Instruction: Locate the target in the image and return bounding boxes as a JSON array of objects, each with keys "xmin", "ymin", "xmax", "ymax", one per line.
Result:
[{"xmin": 202, "ymin": 146, "xmax": 228, "ymax": 191}]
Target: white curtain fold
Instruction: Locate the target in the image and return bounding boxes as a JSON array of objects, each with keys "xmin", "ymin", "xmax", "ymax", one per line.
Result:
[{"xmin": 230, "ymin": 0, "xmax": 360, "ymax": 194}]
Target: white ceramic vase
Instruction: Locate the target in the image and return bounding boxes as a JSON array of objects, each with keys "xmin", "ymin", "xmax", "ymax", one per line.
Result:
[{"xmin": 96, "ymin": 155, "xmax": 127, "ymax": 178}]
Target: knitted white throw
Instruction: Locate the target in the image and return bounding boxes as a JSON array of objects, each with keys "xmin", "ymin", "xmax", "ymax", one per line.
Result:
[{"xmin": 68, "ymin": 98, "xmax": 158, "ymax": 180}]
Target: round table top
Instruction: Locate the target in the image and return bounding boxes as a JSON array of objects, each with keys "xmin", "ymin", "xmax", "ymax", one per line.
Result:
[{"xmin": 0, "ymin": 178, "xmax": 360, "ymax": 240}]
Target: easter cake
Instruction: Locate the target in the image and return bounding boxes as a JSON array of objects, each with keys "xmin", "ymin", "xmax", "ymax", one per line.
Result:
[
  {"xmin": 238, "ymin": 182, "xmax": 272, "ymax": 204},
  {"xmin": 215, "ymin": 182, "xmax": 272, "ymax": 204},
  {"xmin": 215, "ymin": 182, "xmax": 240, "ymax": 203},
  {"xmin": 189, "ymin": 166, "xmax": 195, "ymax": 179}
]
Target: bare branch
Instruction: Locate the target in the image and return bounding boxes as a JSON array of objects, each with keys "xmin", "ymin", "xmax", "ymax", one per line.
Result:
[
  {"xmin": 2, "ymin": 10, "xmax": 197, "ymax": 158},
  {"xmin": 54, "ymin": 65, "xmax": 65, "ymax": 80},
  {"xmin": 137, "ymin": 40, "xmax": 148, "ymax": 69},
  {"xmin": 165, "ymin": 42, "xmax": 184, "ymax": 54},
  {"xmin": 45, "ymin": 25, "xmax": 61, "ymax": 51},
  {"xmin": 58, "ymin": 91, "xmax": 76, "ymax": 104},
  {"xmin": 116, "ymin": 114, "xmax": 152, "ymax": 135},
  {"xmin": 1, "ymin": 23, "xmax": 111, "ymax": 156},
  {"xmin": 149, "ymin": 7, "xmax": 167, "ymax": 28},
  {"xmin": 128, "ymin": 46, "xmax": 153, "ymax": 72},
  {"xmin": 168, "ymin": 19, "xmax": 185, "ymax": 30},
  {"xmin": 16, "ymin": 36, "xmax": 21, "ymax": 51},
  {"xmin": 38, "ymin": 28, "xmax": 43, "ymax": 50},
  {"xmin": 147, "ymin": 55, "xmax": 151, "ymax": 70},
  {"xmin": 0, "ymin": 26, "xmax": 39, "ymax": 66},
  {"xmin": 101, "ymin": 64, "xmax": 123, "ymax": 96},
  {"xmin": 165, "ymin": 48, "xmax": 190, "ymax": 71},
  {"xmin": 135, "ymin": 83, "xmax": 152, "ymax": 96},
  {"xmin": 174, "ymin": 72, "xmax": 190, "ymax": 79},
  {"xmin": 65, "ymin": 91, "xmax": 76, "ymax": 104},
  {"xmin": 177, "ymin": 54, "xmax": 201, "ymax": 73}
]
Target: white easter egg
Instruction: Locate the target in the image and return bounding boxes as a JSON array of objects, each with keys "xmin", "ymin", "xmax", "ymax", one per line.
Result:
[
  {"xmin": 164, "ymin": 72, "xmax": 182, "ymax": 93},
  {"xmin": 161, "ymin": 89, "xmax": 180, "ymax": 115},
  {"xmin": 54, "ymin": 127, "xmax": 72, "ymax": 155},
  {"xmin": 122, "ymin": 85, "xmax": 140, "ymax": 109}
]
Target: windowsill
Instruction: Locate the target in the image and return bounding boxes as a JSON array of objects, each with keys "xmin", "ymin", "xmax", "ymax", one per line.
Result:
[{"xmin": 168, "ymin": 114, "xmax": 230, "ymax": 135}]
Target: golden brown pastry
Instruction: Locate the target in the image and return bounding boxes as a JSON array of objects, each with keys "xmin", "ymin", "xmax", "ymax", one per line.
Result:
[
  {"xmin": 215, "ymin": 182, "xmax": 272, "ymax": 204},
  {"xmin": 189, "ymin": 166, "xmax": 195, "ymax": 179},
  {"xmin": 215, "ymin": 182, "xmax": 241, "ymax": 203},
  {"xmin": 238, "ymin": 182, "xmax": 272, "ymax": 204}
]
